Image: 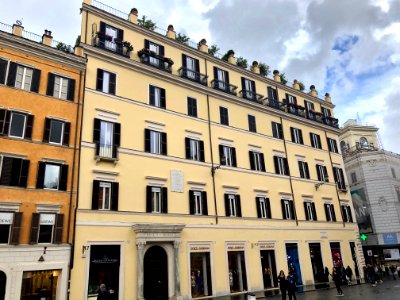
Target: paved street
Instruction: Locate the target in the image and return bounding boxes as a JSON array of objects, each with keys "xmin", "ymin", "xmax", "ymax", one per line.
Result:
[{"xmin": 214, "ymin": 280, "xmax": 400, "ymax": 300}]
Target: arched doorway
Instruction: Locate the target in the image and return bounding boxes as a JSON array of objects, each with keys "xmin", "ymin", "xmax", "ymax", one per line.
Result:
[
  {"xmin": 0, "ymin": 271, "xmax": 6, "ymax": 300},
  {"xmin": 144, "ymin": 246, "xmax": 168, "ymax": 300}
]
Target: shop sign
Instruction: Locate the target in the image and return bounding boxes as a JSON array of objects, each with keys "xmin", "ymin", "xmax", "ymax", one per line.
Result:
[
  {"xmin": 383, "ymin": 248, "xmax": 400, "ymax": 260},
  {"xmin": 256, "ymin": 242, "xmax": 275, "ymax": 250},
  {"xmin": 383, "ymin": 233, "xmax": 398, "ymax": 245},
  {"xmin": 91, "ymin": 255, "xmax": 119, "ymax": 264},
  {"xmin": 190, "ymin": 245, "xmax": 211, "ymax": 252},
  {"xmin": 0, "ymin": 212, "xmax": 13, "ymax": 224},
  {"xmin": 227, "ymin": 243, "xmax": 245, "ymax": 251}
]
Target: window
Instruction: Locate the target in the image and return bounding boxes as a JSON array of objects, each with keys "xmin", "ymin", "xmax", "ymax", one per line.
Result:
[
  {"xmin": 0, "ymin": 60, "xmax": 40, "ymax": 92},
  {"xmin": 189, "ymin": 190, "xmax": 208, "ymax": 215},
  {"xmin": 391, "ymin": 168, "xmax": 396, "ymax": 179},
  {"xmin": 224, "ymin": 194, "xmax": 241, "ymax": 217},
  {"xmin": 256, "ymin": 197, "xmax": 271, "ymax": 219},
  {"xmin": 36, "ymin": 162, "xmax": 68, "ymax": 191},
  {"xmin": 0, "ymin": 156, "xmax": 30, "ymax": 188},
  {"xmin": 290, "ymin": 127, "xmax": 303, "ymax": 144},
  {"xmin": 285, "ymin": 93, "xmax": 297, "ymax": 114},
  {"xmin": 341, "ymin": 205, "xmax": 353, "ymax": 223},
  {"xmin": 321, "ymin": 107, "xmax": 331, "ymax": 118},
  {"xmin": 96, "ymin": 69, "xmax": 116, "ymax": 95},
  {"xmin": 145, "ymin": 40, "xmax": 164, "ymax": 67},
  {"xmin": 248, "ymin": 115, "xmax": 257, "ymax": 133},
  {"xmin": 145, "ymin": 129, "xmax": 167, "ymax": 155},
  {"xmin": 333, "ymin": 167, "xmax": 346, "ymax": 190},
  {"xmin": 219, "ymin": 107, "xmax": 229, "ymax": 126},
  {"xmin": 91, "ymin": 180, "xmax": 119, "ymax": 210},
  {"xmin": 0, "ymin": 109, "xmax": 34, "ymax": 140},
  {"xmin": 267, "ymin": 87, "xmax": 278, "ymax": 101},
  {"xmin": 185, "ymin": 138, "xmax": 205, "ymax": 162},
  {"xmin": 350, "ymin": 172, "xmax": 357, "ymax": 184},
  {"xmin": 46, "ymin": 73, "xmax": 75, "ymax": 101},
  {"xmin": 327, "ymin": 138, "xmax": 339, "ymax": 153},
  {"xmin": 281, "ymin": 199, "xmax": 295, "ymax": 220},
  {"xmin": 99, "ymin": 22, "xmax": 124, "ymax": 54},
  {"xmin": 241, "ymin": 77, "xmax": 256, "ymax": 100},
  {"xmin": 360, "ymin": 137, "xmax": 369, "ymax": 149},
  {"xmin": 146, "ymin": 186, "xmax": 168, "ymax": 213},
  {"xmin": 29, "ymin": 213, "xmax": 64, "ymax": 244},
  {"xmin": 219, "ymin": 145, "xmax": 237, "ymax": 167},
  {"xmin": 272, "ymin": 122, "xmax": 283, "ymax": 139},
  {"xmin": 213, "ymin": 67, "xmax": 229, "ymax": 91},
  {"xmin": 149, "ymin": 85, "xmax": 166, "ymax": 108},
  {"xmin": 304, "ymin": 100, "xmax": 315, "ymax": 119},
  {"xmin": 310, "ymin": 133, "xmax": 322, "ymax": 149},
  {"xmin": 187, "ymin": 97, "xmax": 197, "ymax": 117},
  {"xmin": 304, "ymin": 202, "xmax": 317, "ymax": 221},
  {"xmin": 43, "ymin": 118, "xmax": 70, "ymax": 146},
  {"xmin": 182, "ymin": 54, "xmax": 200, "ymax": 81},
  {"xmin": 324, "ymin": 204, "xmax": 336, "ymax": 222},
  {"xmin": 316, "ymin": 164, "xmax": 329, "ymax": 182},
  {"xmin": 249, "ymin": 151, "xmax": 265, "ymax": 172},
  {"xmin": 298, "ymin": 161, "xmax": 310, "ymax": 179},
  {"xmin": 0, "ymin": 212, "xmax": 22, "ymax": 245},
  {"xmin": 274, "ymin": 156, "xmax": 289, "ymax": 175},
  {"xmin": 93, "ymin": 119, "xmax": 121, "ymax": 159}
]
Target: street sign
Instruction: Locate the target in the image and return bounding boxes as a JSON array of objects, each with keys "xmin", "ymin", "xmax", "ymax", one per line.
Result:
[{"xmin": 367, "ymin": 250, "xmax": 373, "ymax": 256}]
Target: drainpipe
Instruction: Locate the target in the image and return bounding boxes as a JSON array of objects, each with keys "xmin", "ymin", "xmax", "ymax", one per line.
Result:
[
  {"xmin": 280, "ymin": 117, "xmax": 298, "ymax": 226},
  {"xmin": 204, "ymin": 59, "xmax": 218, "ymax": 224}
]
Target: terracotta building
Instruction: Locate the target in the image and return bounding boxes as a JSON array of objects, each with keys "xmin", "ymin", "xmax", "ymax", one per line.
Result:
[{"xmin": 0, "ymin": 23, "xmax": 85, "ymax": 300}]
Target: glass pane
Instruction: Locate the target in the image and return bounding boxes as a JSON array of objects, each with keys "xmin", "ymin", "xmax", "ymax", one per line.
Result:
[
  {"xmin": 24, "ymin": 68, "xmax": 33, "ymax": 91},
  {"xmin": 0, "ymin": 224, "xmax": 11, "ymax": 243},
  {"xmin": 154, "ymin": 88, "xmax": 161, "ymax": 107},
  {"xmin": 9, "ymin": 113, "xmax": 26, "ymax": 138},
  {"xmin": 15, "ymin": 66, "xmax": 24, "ymax": 89},
  {"xmin": 150, "ymin": 131, "xmax": 160, "ymax": 154},
  {"xmin": 49, "ymin": 120, "xmax": 63, "ymax": 144},
  {"xmin": 103, "ymin": 72, "xmax": 110, "ymax": 93},
  {"xmin": 190, "ymin": 252, "xmax": 212, "ymax": 297},
  {"xmin": 38, "ymin": 224, "xmax": 53, "ymax": 243},
  {"xmin": 104, "ymin": 186, "xmax": 111, "ymax": 209},
  {"xmin": 187, "ymin": 57, "xmax": 196, "ymax": 79},
  {"xmin": 44, "ymin": 164, "xmax": 61, "ymax": 189},
  {"xmin": 228, "ymin": 251, "xmax": 247, "ymax": 292},
  {"xmin": 53, "ymin": 76, "xmax": 61, "ymax": 97},
  {"xmin": 105, "ymin": 26, "xmax": 117, "ymax": 51},
  {"xmin": 60, "ymin": 78, "xmax": 68, "ymax": 99}
]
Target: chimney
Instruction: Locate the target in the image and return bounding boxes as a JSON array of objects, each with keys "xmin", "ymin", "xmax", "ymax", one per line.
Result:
[
  {"xmin": 309, "ymin": 85, "xmax": 317, "ymax": 97},
  {"xmin": 251, "ymin": 61, "xmax": 260, "ymax": 74},
  {"xmin": 74, "ymin": 46, "xmax": 84, "ymax": 57},
  {"xmin": 12, "ymin": 22, "xmax": 24, "ymax": 37},
  {"xmin": 325, "ymin": 93, "xmax": 332, "ymax": 103},
  {"xmin": 198, "ymin": 39, "xmax": 208, "ymax": 53},
  {"xmin": 273, "ymin": 70, "xmax": 281, "ymax": 83},
  {"xmin": 228, "ymin": 54, "xmax": 236, "ymax": 65},
  {"xmin": 293, "ymin": 79, "xmax": 300, "ymax": 90},
  {"xmin": 129, "ymin": 8, "xmax": 138, "ymax": 24},
  {"xmin": 42, "ymin": 30, "xmax": 53, "ymax": 46},
  {"xmin": 166, "ymin": 25, "xmax": 176, "ymax": 40}
]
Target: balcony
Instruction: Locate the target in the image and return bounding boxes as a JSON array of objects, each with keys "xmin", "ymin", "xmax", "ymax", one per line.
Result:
[
  {"xmin": 239, "ymin": 90, "xmax": 264, "ymax": 104},
  {"xmin": 178, "ymin": 67, "xmax": 208, "ymax": 86},
  {"xmin": 265, "ymin": 98, "xmax": 285, "ymax": 111},
  {"xmin": 211, "ymin": 79, "xmax": 238, "ymax": 96},
  {"xmin": 285, "ymin": 103, "xmax": 306, "ymax": 118},
  {"xmin": 137, "ymin": 48, "xmax": 173, "ymax": 73},
  {"xmin": 93, "ymin": 32, "xmax": 132, "ymax": 58},
  {"xmin": 323, "ymin": 116, "xmax": 339, "ymax": 128},
  {"xmin": 95, "ymin": 144, "xmax": 118, "ymax": 162}
]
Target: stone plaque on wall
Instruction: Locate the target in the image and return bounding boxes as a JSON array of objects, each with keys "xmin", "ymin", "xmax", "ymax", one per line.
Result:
[{"xmin": 171, "ymin": 170, "xmax": 184, "ymax": 192}]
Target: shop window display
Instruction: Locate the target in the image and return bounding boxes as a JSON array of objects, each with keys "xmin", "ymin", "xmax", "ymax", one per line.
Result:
[
  {"xmin": 190, "ymin": 252, "xmax": 212, "ymax": 298},
  {"xmin": 20, "ymin": 269, "xmax": 60, "ymax": 300},
  {"xmin": 227, "ymin": 251, "xmax": 247, "ymax": 293}
]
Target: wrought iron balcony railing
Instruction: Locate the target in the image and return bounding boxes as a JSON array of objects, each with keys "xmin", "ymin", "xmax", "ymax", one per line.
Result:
[
  {"xmin": 265, "ymin": 98, "xmax": 285, "ymax": 111},
  {"xmin": 239, "ymin": 90, "xmax": 264, "ymax": 104},
  {"xmin": 323, "ymin": 116, "xmax": 339, "ymax": 128},
  {"xmin": 93, "ymin": 33, "xmax": 132, "ymax": 58},
  {"xmin": 285, "ymin": 103, "xmax": 306, "ymax": 118},
  {"xmin": 178, "ymin": 67, "xmax": 208, "ymax": 86},
  {"xmin": 137, "ymin": 49, "xmax": 173, "ymax": 73},
  {"xmin": 211, "ymin": 79, "xmax": 238, "ymax": 96}
]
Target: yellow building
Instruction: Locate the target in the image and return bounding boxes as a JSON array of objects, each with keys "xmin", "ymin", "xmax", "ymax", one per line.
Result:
[{"xmin": 71, "ymin": 1, "xmax": 365, "ymax": 299}]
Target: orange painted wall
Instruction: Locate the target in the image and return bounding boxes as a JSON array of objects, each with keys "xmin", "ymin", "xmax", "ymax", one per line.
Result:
[{"xmin": 0, "ymin": 45, "xmax": 85, "ymax": 244}]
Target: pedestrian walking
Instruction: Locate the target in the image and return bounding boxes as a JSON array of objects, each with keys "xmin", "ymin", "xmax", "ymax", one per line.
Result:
[
  {"xmin": 97, "ymin": 283, "xmax": 111, "ymax": 300},
  {"xmin": 390, "ymin": 265, "xmax": 396, "ymax": 280},
  {"xmin": 345, "ymin": 265, "xmax": 353, "ymax": 285},
  {"xmin": 287, "ymin": 270, "xmax": 297, "ymax": 300},
  {"xmin": 332, "ymin": 267, "xmax": 344, "ymax": 296},
  {"xmin": 277, "ymin": 270, "xmax": 287, "ymax": 300},
  {"xmin": 324, "ymin": 267, "xmax": 330, "ymax": 288}
]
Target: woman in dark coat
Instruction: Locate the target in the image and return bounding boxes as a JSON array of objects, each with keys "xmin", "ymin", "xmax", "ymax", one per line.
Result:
[
  {"xmin": 332, "ymin": 267, "xmax": 344, "ymax": 296},
  {"xmin": 277, "ymin": 270, "xmax": 287, "ymax": 300}
]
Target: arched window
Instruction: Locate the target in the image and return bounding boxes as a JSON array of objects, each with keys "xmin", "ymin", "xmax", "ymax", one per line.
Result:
[
  {"xmin": 360, "ymin": 137, "xmax": 369, "ymax": 148},
  {"xmin": 340, "ymin": 141, "xmax": 348, "ymax": 152}
]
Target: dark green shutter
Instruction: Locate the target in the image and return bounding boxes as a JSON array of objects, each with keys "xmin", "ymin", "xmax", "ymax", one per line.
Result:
[
  {"xmin": 0, "ymin": 58, "xmax": 8, "ymax": 84},
  {"xmin": 30, "ymin": 69, "xmax": 41, "ymax": 93},
  {"xmin": 256, "ymin": 197, "xmax": 261, "ymax": 218},
  {"xmin": 236, "ymin": 195, "xmax": 242, "ymax": 217},
  {"xmin": 145, "ymin": 129, "xmax": 151, "ymax": 152},
  {"xmin": 304, "ymin": 202, "xmax": 309, "ymax": 220},
  {"xmin": 161, "ymin": 132, "xmax": 167, "ymax": 155},
  {"xmin": 185, "ymin": 138, "xmax": 191, "ymax": 159},
  {"xmin": 96, "ymin": 69, "xmax": 103, "ymax": 91},
  {"xmin": 224, "ymin": 194, "xmax": 230, "ymax": 216},
  {"xmin": 249, "ymin": 151, "xmax": 255, "ymax": 170},
  {"xmin": 149, "ymin": 85, "xmax": 155, "ymax": 106},
  {"xmin": 189, "ymin": 190, "xmax": 194, "ymax": 214},
  {"xmin": 43, "ymin": 118, "xmax": 51, "ymax": 142},
  {"xmin": 46, "ymin": 73, "xmax": 55, "ymax": 96},
  {"xmin": 54, "ymin": 214, "xmax": 64, "ymax": 244},
  {"xmin": 92, "ymin": 180, "xmax": 100, "ymax": 209},
  {"xmin": 59, "ymin": 164, "xmax": 68, "ymax": 191},
  {"xmin": 312, "ymin": 202, "xmax": 317, "ymax": 221},
  {"xmin": 160, "ymin": 88, "xmax": 166, "ymax": 109},
  {"xmin": 202, "ymin": 191, "xmax": 208, "ymax": 215},
  {"xmin": 19, "ymin": 159, "xmax": 30, "ymax": 188},
  {"xmin": 93, "ymin": 118, "xmax": 101, "ymax": 156},
  {"xmin": 10, "ymin": 212, "xmax": 23, "ymax": 245},
  {"xmin": 36, "ymin": 162, "xmax": 46, "ymax": 189},
  {"xmin": 63, "ymin": 122, "xmax": 71, "ymax": 146},
  {"xmin": 199, "ymin": 141, "xmax": 205, "ymax": 162},
  {"xmin": 6, "ymin": 62, "xmax": 17, "ymax": 87},
  {"xmin": 67, "ymin": 79, "xmax": 75, "ymax": 101},
  {"xmin": 111, "ymin": 182, "xmax": 119, "ymax": 211},
  {"xmin": 29, "ymin": 213, "xmax": 40, "ymax": 244},
  {"xmin": 146, "ymin": 186, "xmax": 152, "ymax": 212},
  {"xmin": 161, "ymin": 187, "xmax": 168, "ymax": 213},
  {"xmin": 231, "ymin": 147, "xmax": 237, "ymax": 167},
  {"xmin": 109, "ymin": 73, "xmax": 116, "ymax": 95},
  {"xmin": 113, "ymin": 123, "xmax": 121, "ymax": 158},
  {"xmin": 25, "ymin": 115, "xmax": 34, "ymax": 140}
]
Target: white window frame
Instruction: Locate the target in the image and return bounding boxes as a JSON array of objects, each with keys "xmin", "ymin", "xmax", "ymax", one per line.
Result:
[
  {"xmin": 53, "ymin": 76, "xmax": 69, "ymax": 100},
  {"xmin": 151, "ymin": 186, "xmax": 162, "ymax": 213},
  {"xmin": 252, "ymin": 152, "xmax": 262, "ymax": 171},
  {"xmin": 99, "ymin": 120, "xmax": 114, "ymax": 158},
  {"xmin": 193, "ymin": 191, "xmax": 202, "ymax": 215},
  {"xmin": 49, "ymin": 119, "xmax": 65, "ymax": 145},
  {"xmin": 105, "ymin": 25, "xmax": 118, "ymax": 51},
  {"xmin": 38, "ymin": 213, "xmax": 56, "ymax": 244},
  {"xmin": 258, "ymin": 197, "xmax": 268, "ymax": 219},
  {"xmin": 102, "ymin": 71, "xmax": 111, "ymax": 93},
  {"xmin": 326, "ymin": 204, "xmax": 335, "ymax": 221},
  {"xmin": 223, "ymin": 146, "xmax": 233, "ymax": 167},
  {"xmin": 189, "ymin": 139, "xmax": 200, "ymax": 161},
  {"xmin": 329, "ymin": 138, "xmax": 338, "ymax": 153},
  {"xmin": 217, "ymin": 68, "xmax": 226, "ymax": 89},
  {"xmin": 153, "ymin": 86, "xmax": 161, "ymax": 107},
  {"xmin": 8, "ymin": 111, "xmax": 27, "ymax": 139},
  {"xmin": 228, "ymin": 194, "xmax": 237, "ymax": 217},
  {"xmin": 292, "ymin": 128, "xmax": 302, "ymax": 144},
  {"xmin": 244, "ymin": 78, "xmax": 253, "ymax": 98},
  {"xmin": 43, "ymin": 164, "xmax": 61, "ymax": 190},
  {"xmin": 99, "ymin": 181, "xmax": 112, "ymax": 210},
  {"xmin": 311, "ymin": 133, "xmax": 321, "ymax": 149},
  {"xmin": 343, "ymin": 206, "xmax": 351, "ymax": 222},
  {"xmin": 305, "ymin": 202, "xmax": 314, "ymax": 220},
  {"xmin": 299, "ymin": 161, "xmax": 309, "ymax": 179},
  {"xmin": 15, "ymin": 65, "xmax": 33, "ymax": 91},
  {"xmin": 317, "ymin": 165, "xmax": 328, "ymax": 182},
  {"xmin": 150, "ymin": 130, "xmax": 161, "ymax": 154},
  {"xmin": 186, "ymin": 56, "xmax": 196, "ymax": 79},
  {"xmin": 149, "ymin": 42, "xmax": 160, "ymax": 66},
  {"xmin": 277, "ymin": 157, "xmax": 286, "ymax": 175},
  {"xmin": 0, "ymin": 212, "xmax": 13, "ymax": 244},
  {"xmin": 283, "ymin": 200, "xmax": 292, "ymax": 219}
]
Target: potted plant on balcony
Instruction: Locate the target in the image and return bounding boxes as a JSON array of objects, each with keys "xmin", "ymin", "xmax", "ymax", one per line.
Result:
[
  {"xmin": 122, "ymin": 41, "xmax": 133, "ymax": 55},
  {"xmin": 222, "ymin": 49, "xmax": 235, "ymax": 62}
]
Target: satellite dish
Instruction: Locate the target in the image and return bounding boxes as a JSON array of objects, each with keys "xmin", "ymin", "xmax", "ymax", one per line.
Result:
[{"xmin": 16, "ymin": 20, "xmax": 22, "ymax": 26}]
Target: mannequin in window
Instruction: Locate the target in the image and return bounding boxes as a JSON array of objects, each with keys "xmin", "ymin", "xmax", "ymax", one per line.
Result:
[{"xmin": 196, "ymin": 270, "xmax": 203, "ymax": 295}]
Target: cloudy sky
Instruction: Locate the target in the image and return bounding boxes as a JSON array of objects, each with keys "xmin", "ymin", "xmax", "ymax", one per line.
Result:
[{"xmin": 1, "ymin": 0, "xmax": 399, "ymax": 152}]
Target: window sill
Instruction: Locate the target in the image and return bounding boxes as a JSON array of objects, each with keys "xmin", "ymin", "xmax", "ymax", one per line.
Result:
[{"xmin": 95, "ymin": 156, "xmax": 119, "ymax": 164}]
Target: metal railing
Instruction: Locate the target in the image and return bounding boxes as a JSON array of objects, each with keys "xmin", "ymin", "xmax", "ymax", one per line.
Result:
[
  {"xmin": 0, "ymin": 22, "xmax": 12, "ymax": 33},
  {"xmin": 22, "ymin": 29, "xmax": 42, "ymax": 43},
  {"xmin": 137, "ymin": 49, "xmax": 173, "ymax": 73},
  {"xmin": 239, "ymin": 89, "xmax": 264, "ymax": 104},
  {"xmin": 92, "ymin": 0, "xmax": 129, "ymax": 20},
  {"xmin": 178, "ymin": 67, "xmax": 208, "ymax": 86},
  {"xmin": 211, "ymin": 79, "xmax": 238, "ymax": 96},
  {"xmin": 93, "ymin": 33, "xmax": 131, "ymax": 57}
]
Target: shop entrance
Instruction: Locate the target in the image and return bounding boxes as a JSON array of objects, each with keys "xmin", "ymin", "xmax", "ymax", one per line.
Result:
[
  {"xmin": 144, "ymin": 246, "xmax": 168, "ymax": 300},
  {"xmin": 330, "ymin": 242, "xmax": 343, "ymax": 268},
  {"xmin": 260, "ymin": 250, "xmax": 277, "ymax": 289},
  {"xmin": 20, "ymin": 269, "xmax": 60, "ymax": 300},
  {"xmin": 0, "ymin": 271, "xmax": 5, "ymax": 300},
  {"xmin": 309, "ymin": 243, "xmax": 325, "ymax": 288},
  {"xmin": 227, "ymin": 251, "xmax": 247, "ymax": 293},
  {"xmin": 286, "ymin": 243, "xmax": 303, "ymax": 286},
  {"xmin": 190, "ymin": 252, "xmax": 212, "ymax": 298}
]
